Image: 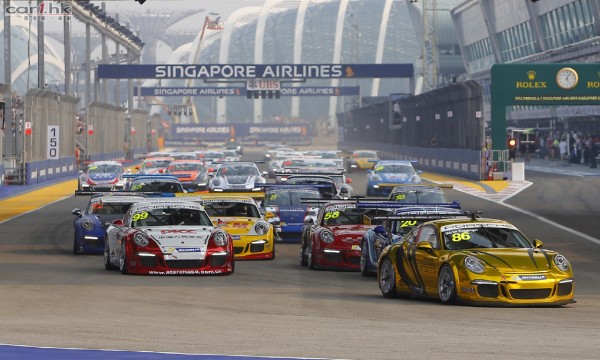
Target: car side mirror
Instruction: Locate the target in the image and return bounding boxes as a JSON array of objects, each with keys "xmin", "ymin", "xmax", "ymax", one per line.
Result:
[
  {"xmin": 533, "ymin": 239, "xmax": 543, "ymax": 248},
  {"xmin": 72, "ymin": 208, "xmax": 82, "ymax": 217},
  {"xmin": 416, "ymin": 241, "xmax": 433, "ymax": 251},
  {"xmin": 304, "ymin": 218, "xmax": 314, "ymax": 224},
  {"xmin": 112, "ymin": 219, "xmax": 124, "ymax": 226},
  {"xmin": 346, "ymin": 178, "xmax": 352, "ymax": 184},
  {"xmin": 135, "ymin": 165, "xmax": 140, "ymax": 170},
  {"xmin": 262, "ymin": 171, "xmax": 268, "ymax": 176}
]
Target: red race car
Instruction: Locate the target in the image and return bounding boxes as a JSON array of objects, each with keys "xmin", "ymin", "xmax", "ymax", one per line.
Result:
[
  {"xmin": 104, "ymin": 198, "xmax": 234, "ymax": 275},
  {"xmin": 299, "ymin": 200, "xmax": 396, "ymax": 271}
]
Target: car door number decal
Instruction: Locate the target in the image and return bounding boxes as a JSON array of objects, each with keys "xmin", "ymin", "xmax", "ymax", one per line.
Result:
[
  {"xmin": 400, "ymin": 220, "xmax": 417, "ymax": 227},
  {"xmin": 395, "ymin": 194, "xmax": 406, "ymax": 200}
]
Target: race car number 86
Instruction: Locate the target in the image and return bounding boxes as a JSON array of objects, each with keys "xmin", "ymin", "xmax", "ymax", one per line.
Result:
[{"xmin": 451, "ymin": 232, "xmax": 471, "ymax": 242}]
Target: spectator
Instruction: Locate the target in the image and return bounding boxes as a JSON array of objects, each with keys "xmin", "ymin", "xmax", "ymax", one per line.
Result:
[
  {"xmin": 559, "ymin": 137, "xmax": 569, "ymax": 166},
  {"xmin": 590, "ymin": 140, "xmax": 597, "ymax": 169}
]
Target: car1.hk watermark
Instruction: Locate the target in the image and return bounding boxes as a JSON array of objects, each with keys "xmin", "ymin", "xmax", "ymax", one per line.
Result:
[{"xmin": 4, "ymin": 1, "xmax": 72, "ymax": 21}]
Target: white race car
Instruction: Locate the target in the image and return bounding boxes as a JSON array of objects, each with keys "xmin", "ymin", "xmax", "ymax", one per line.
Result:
[
  {"xmin": 209, "ymin": 162, "xmax": 267, "ymax": 192},
  {"xmin": 104, "ymin": 199, "xmax": 234, "ymax": 275}
]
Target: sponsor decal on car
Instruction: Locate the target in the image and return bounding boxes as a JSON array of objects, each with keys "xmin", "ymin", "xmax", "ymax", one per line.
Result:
[{"xmin": 512, "ymin": 275, "xmax": 547, "ymax": 281}]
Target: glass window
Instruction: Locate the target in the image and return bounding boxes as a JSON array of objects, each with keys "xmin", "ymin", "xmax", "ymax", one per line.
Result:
[{"xmin": 416, "ymin": 226, "xmax": 439, "ymax": 249}]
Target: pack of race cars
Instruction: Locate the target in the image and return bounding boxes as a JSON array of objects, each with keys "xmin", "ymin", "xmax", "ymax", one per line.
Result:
[{"xmin": 71, "ymin": 147, "xmax": 575, "ymax": 307}]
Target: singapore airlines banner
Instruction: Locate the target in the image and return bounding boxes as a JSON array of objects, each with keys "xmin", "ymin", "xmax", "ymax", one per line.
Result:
[
  {"xmin": 170, "ymin": 123, "xmax": 310, "ymax": 141},
  {"xmin": 98, "ymin": 64, "xmax": 413, "ymax": 79}
]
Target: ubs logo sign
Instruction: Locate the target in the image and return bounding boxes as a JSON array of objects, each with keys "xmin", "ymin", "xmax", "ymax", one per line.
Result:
[{"xmin": 515, "ymin": 70, "xmax": 547, "ymax": 89}]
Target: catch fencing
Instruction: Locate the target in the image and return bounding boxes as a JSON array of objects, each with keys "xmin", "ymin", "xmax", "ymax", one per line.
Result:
[{"xmin": 338, "ymin": 81, "xmax": 488, "ymax": 180}]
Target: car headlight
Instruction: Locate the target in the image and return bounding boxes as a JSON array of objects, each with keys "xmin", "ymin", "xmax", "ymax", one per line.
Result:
[
  {"xmin": 370, "ymin": 174, "xmax": 381, "ymax": 182},
  {"xmin": 464, "ymin": 255, "xmax": 485, "ymax": 274},
  {"xmin": 213, "ymin": 230, "xmax": 228, "ymax": 246},
  {"xmin": 82, "ymin": 219, "xmax": 95, "ymax": 231},
  {"xmin": 553, "ymin": 254, "xmax": 570, "ymax": 272},
  {"xmin": 133, "ymin": 232, "xmax": 149, "ymax": 247},
  {"xmin": 254, "ymin": 221, "xmax": 270, "ymax": 235},
  {"xmin": 320, "ymin": 229, "xmax": 334, "ymax": 244},
  {"xmin": 211, "ymin": 178, "xmax": 221, "ymax": 186}
]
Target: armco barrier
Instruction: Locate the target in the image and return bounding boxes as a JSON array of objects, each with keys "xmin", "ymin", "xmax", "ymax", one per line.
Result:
[
  {"xmin": 340, "ymin": 141, "xmax": 483, "ymax": 181},
  {"xmin": 25, "ymin": 157, "xmax": 77, "ymax": 185}
]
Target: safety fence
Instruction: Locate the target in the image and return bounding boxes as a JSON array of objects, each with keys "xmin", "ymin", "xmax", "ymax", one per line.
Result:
[{"xmin": 1, "ymin": 87, "xmax": 157, "ymax": 185}]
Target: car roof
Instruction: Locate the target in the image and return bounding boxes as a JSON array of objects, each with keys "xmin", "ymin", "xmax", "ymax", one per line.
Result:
[
  {"xmin": 391, "ymin": 185, "xmax": 444, "ymax": 193},
  {"xmin": 130, "ymin": 199, "xmax": 205, "ymax": 211},
  {"xmin": 90, "ymin": 195, "xmax": 147, "ymax": 203}
]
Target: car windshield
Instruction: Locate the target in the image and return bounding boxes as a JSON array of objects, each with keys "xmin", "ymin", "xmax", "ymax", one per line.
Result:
[
  {"xmin": 131, "ymin": 207, "xmax": 212, "ymax": 227},
  {"xmin": 391, "ymin": 190, "xmax": 448, "ymax": 203},
  {"xmin": 129, "ymin": 180, "xmax": 183, "ymax": 193},
  {"xmin": 355, "ymin": 151, "xmax": 377, "ymax": 158},
  {"xmin": 443, "ymin": 225, "xmax": 532, "ymax": 250},
  {"xmin": 168, "ymin": 163, "xmax": 205, "ymax": 172},
  {"xmin": 142, "ymin": 160, "xmax": 171, "ymax": 169},
  {"xmin": 373, "ymin": 164, "xmax": 415, "ymax": 174},
  {"xmin": 264, "ymin": 190, "xmax": 322, "ymax": 206},
  {"xmin": 217, "ymin": 165, "xmax": 258, "ymax": 176},
  {"xmin": 203, "ymin": 201, "xmax": 261, "ymax": 218},
  {"xmin": 87, "ymin": 164, "xmax": 122, "ymax": 174},
  {"xmin": 89, "ymin": 202, "xmax": 134, "ymax": 215}
]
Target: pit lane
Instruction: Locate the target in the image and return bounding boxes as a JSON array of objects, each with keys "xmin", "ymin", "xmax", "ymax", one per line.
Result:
[{"xmin": 0, "ymin": 148, "xmax": 599, "ymax": 360}]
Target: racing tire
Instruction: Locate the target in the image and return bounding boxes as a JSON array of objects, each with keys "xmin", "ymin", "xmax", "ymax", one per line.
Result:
[
  {"xmin": 360, "ymin": 239, "xmax": 371, "ymax": 277},
  {"xmin": 307, "ymin": 241, "xmax": 318, "ymax": 270},
  {"xmin": 299, "ymin": 240, "xmax": 308, "ymax": 267},
  {"xmin": 73, "ymin": 236, "xmax": 84, "ymax": 255},
  {"xmin": 119, "ymin": 242, "xmax": 129, "ymax": 275},
  {"xmin": 104, "ymin": 242, "xmax": 116, "ymax": 270},
  {"xmin": 379, "ymin": 257, "xmax": 398, "ymax": 298},
  {"xmin": 438, "ymin": 264, "xmax": 457, "ymax": 304}
]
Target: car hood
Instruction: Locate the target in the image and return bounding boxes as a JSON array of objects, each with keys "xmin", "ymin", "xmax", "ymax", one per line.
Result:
[
  {"xmin": 88, "ymin": 172, "xmax": 120, "ymax": 181},
  {"xmin": 171, "ymin": 170, "xmax": 201, "ymax": 181},
  {"xmin": 140, "ymin": 226, "xmax": 213, "ymax": 249},
  {"xmin": 461, "ymin": 248, "xmax": 556, "ymax": 273},
  {"xmin": 224, "ymin": 175, "xmax": 253, "ymax": 185},
  {"xmin": 377, "ymin": 173, "xmax": 412, "ymax": 182},
  {"xmin": 329, "ymin": 224, "xmax": 374, "ymax": 239}
]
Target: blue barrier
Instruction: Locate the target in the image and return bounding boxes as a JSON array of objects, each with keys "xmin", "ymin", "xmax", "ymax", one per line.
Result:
[
  {"xmin": 25, "ymin": 157, "xmax": 78, "ymax": 185},
  {"xmin": 340, "ymin": 141, "xmax": 484, "ymax": 181},
  {"xmin": 0, "ymin": 163, "xmax": 4, "ymax": 188}
]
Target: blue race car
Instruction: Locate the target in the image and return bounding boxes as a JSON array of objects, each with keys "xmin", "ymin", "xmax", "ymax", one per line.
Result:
[
  {"xmin": 260, "ymin": 185, "xmax": 323, "ymax": 243},
  {"xmin": 123, "ymin": 174, "xmax": 186, "ymax": 194},
  {"xmin": 366, "ymin": 160, "xmax": 421, "ymax": 196},
  {"xmin": 72, "ymin": 194, "xmax": 148, "ymax": 254},
  {"xmin": 359, "ymin": 205, "xmax": 467, "ymax": 276}
]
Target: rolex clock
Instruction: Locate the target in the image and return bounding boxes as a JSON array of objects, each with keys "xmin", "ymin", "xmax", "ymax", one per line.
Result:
[{"xmin": 556, "ymin": 67, "xmax": 578, "ymax": 90}]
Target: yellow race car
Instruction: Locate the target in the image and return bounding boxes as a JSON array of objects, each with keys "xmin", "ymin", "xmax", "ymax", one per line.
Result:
[
  {"xmin": 199, "ymin": 194, "xmax": 275, "ymax": 260},
  {"xmin": 378, "ymin": 215, "xmax": 574, "ymax": 306},
  {"xmin": 346, "ymin": 150, "xmax": 379, "ymax": 172}
]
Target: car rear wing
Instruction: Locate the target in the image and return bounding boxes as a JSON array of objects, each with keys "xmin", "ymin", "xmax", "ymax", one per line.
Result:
[
  {"xmin": 259, "ymin": 183, "xmax": 331, "ymax": 190},
  {"xmin": 74, "ymin": 190, "xmax": 157, "ymax": 197},
  {"xmin": 122, "ymin": 174, "xmax": 180, "ymax": 180},
  {"xmin": 370, "ymin": 210, "xmax": 481, "ymax": 222},
  {"xmin": 389, "ymin": 184, "xmax": 454, "ymax": 191},
  {"xmin": 208, "ymin": 188, "xmax": 265, "ymax": 200}
]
